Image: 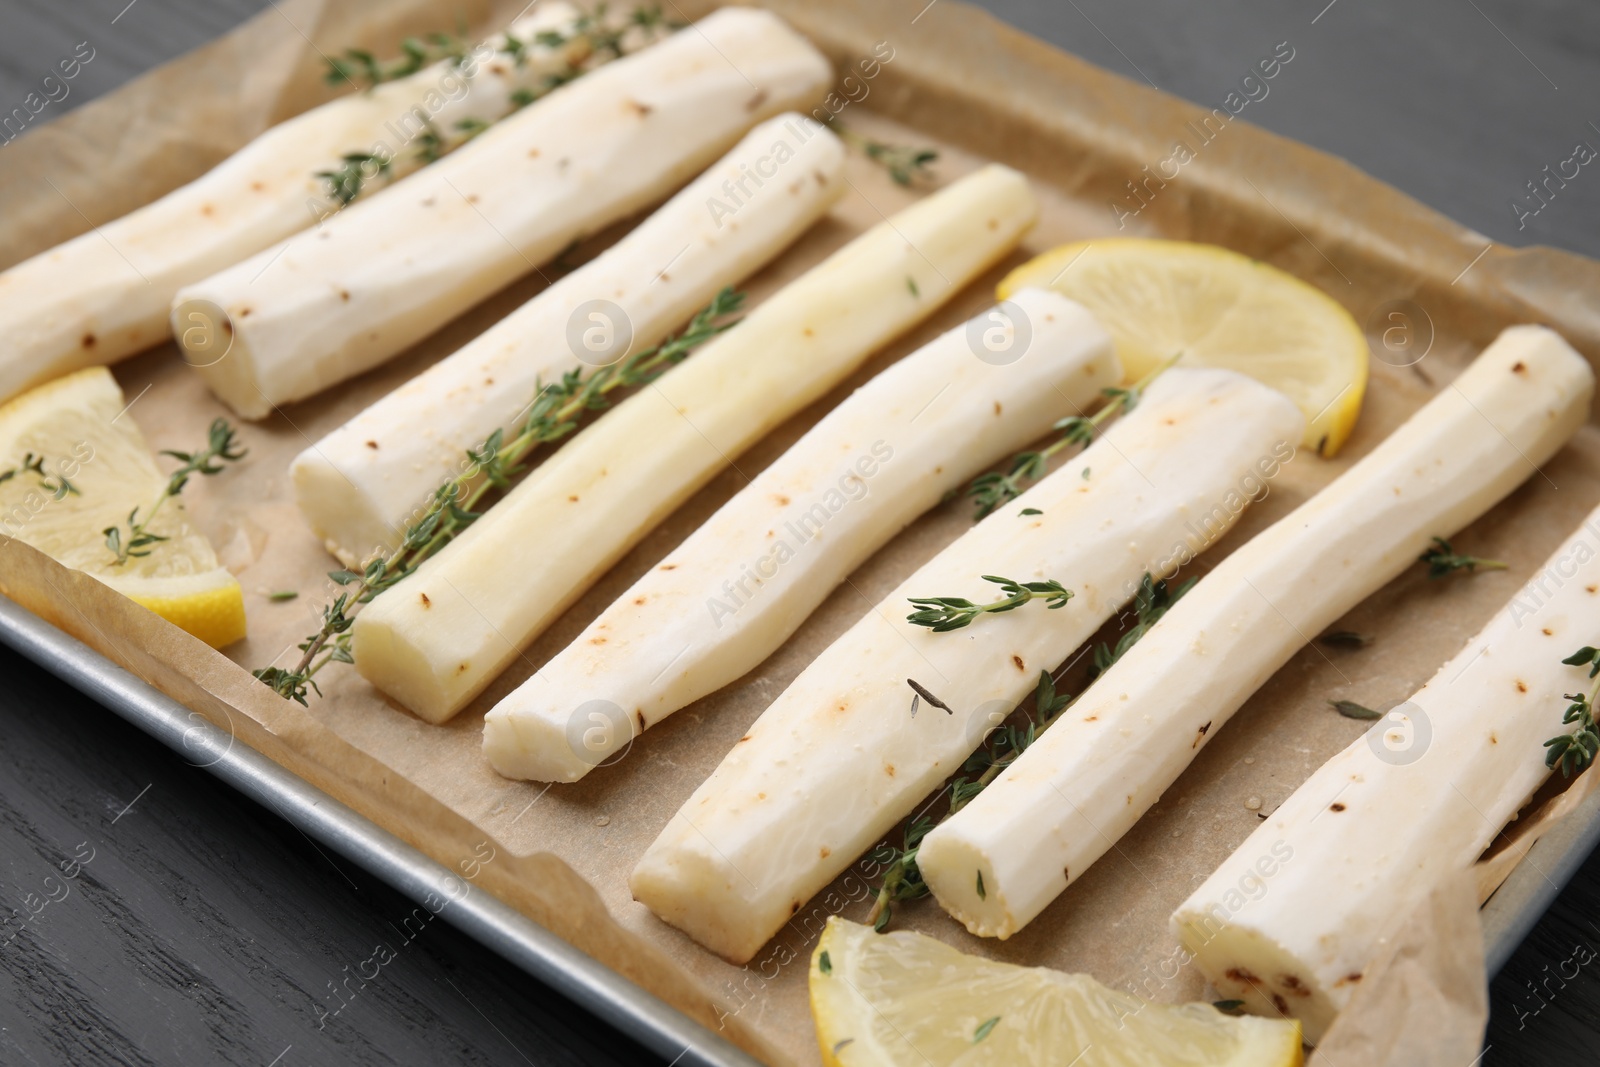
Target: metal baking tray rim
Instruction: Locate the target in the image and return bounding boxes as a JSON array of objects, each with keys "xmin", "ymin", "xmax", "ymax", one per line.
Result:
[{"xmin": 3, "ymin": 586, "xmax": 1598, "ymax": 1061}]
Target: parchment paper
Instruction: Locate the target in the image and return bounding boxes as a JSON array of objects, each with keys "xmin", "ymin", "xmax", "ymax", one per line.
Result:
[
  {"xmin": 1309, "ymin": 872, "xmax": 1488, "ymax": 1067},
  {"xmin": 5, "ymin": 1, "xmax": 1600, "ymax": 1062}
]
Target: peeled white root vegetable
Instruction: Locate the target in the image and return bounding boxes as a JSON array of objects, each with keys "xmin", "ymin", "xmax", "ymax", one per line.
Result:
[
  {"xmin": 291, "ymin": 113, "xmax": 846, "ymax": 565},
  {"xmin": 0, "ymin": 2, "xmax": 595, "ymax": 404},
  {"xmin": 482, "ymin": 288, "xmax": 1120, "ymax": 783},
  {"xmin": 351, "ymin": 164, "xmax": 1040, "ymax": 724},
  {"xmin": 175, "ymin": 7, "xmax": 831, "ymax": 418},
  {"xmin": 917, "ymin": 324, "xmax": 1594, "ymax": 942},
  {"xmin": 631, "ymin": 368, "xmax": 1306, "ymax": 964},
  {"xmin": 1172, "ymin": 502, "xmax": 1600, "ymax": 1043}
]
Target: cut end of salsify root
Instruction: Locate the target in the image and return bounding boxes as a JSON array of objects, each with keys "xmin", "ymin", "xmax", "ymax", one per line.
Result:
[
  {"xmin": 1173, "ymin": 915, "xmax": 1340, "ymax": 1044},
  {"xmin": 911, "ymin": 835, "xmax": 1018, "ymax": 940},
  {"xmin": 482, "ymin": 700, "xmax": 630, "ymax": 784},
  {"xmin": 347, "ymin": 598, "xmax": 478, "ymax": 725},
  {"xmin": 630, "ymin": 826, "xmax": 769, "ymax": 964}
]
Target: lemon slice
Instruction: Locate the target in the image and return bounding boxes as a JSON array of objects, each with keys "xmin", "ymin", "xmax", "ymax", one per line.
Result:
[
  {"xmin": 998, "ymin": 238, "xmax": 1368, "ymax": 456},
  {"xmin": 811, "ymin": 917, "xmax": 1302, "ymax": 1067},
  {"xmin": 0, "ymin": 368, "xmax": 246, "ymax": 648}
]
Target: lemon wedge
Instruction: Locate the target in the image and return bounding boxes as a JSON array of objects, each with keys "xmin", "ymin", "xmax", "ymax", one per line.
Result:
[
  {"xmin": 0, "ymin": 368, "xmax": 246, "ymax": 648},
  {"xmin": 811, "ymin": 917, "xmax": 1302, "ymax": 1067},
  {"xmin": 998, "ymin": 238, "xmax": 1368, "ymax": 456}
]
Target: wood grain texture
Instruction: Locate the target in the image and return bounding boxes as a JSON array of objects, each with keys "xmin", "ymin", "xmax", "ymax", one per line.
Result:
[
  {"xmin": 0, "ymin": 643, "xmax": 664, "ymax": 1067},
  {"xmin": 0, "ymin": 1, "xmax": 1595, "ymax": 1065},
  {"xmin": 968, "ymin": 0, "xmax": 1600, "ymax": 260},
  {"xmin": 0, "ymin": 0, "xmax": 276, "ymax": 125}
]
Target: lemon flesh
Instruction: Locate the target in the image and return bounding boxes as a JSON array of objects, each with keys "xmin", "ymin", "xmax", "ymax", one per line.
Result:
[
  {"xmin": 998, "ymin": 238, "xmax": 1367, "ymax": 456},
  {"xmin": 0, "ymin": 367, "xmax": 246, "ymax": 648},
  {"xmin": 811, "ymin": 917, "xmax": 1302, "ymax": 1067}
]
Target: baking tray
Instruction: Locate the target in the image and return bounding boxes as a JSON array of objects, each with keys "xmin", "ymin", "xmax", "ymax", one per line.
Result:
[
  {"xmin": 5, "ymin": 0, "xmax": 1600, "ymax": 1062},
  {"xmin": 4, "ymin": 573, "xmax": 1597, "ymax": 1061}
]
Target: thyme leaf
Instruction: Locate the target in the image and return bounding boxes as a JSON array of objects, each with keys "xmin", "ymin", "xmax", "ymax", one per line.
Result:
[
  {"xmin": 454, "ymin": 116, "xmax": 492, "ymax": 142},
  {"xmin": 907, "ymin": 679, "xmax": 952, "ymax": 715},
  {"xmin": 1330, "ymin": 699, "xmax": 1383, "ymax": 721}
]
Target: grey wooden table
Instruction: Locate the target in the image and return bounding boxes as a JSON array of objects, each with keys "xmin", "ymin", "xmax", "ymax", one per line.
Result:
[{"xmin": 1, "ymin": 1, "xmax": 1597, "ymax": 1064}]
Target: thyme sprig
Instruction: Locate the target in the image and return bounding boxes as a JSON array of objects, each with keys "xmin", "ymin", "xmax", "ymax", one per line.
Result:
[
  {"xmin": 867, "ymin": 574, "xmax": 1192, "ymax": 930},
  {"xmin": 967, "ymin": 355, "xmax": 1179, "ymax": 520},
  {"xmin": 324, "ymin": 5, "xmax": 674, "ymax": 90},
  {"xmin": 325, "ymin": 30, "xmax": 470, "ymax": 89},
  {"xmin": 317, "ymin": 151, "xmax": 392, "ymax": 207},
  {"xmin": 103, "ymin": 419, "xmax": 245, "ymax": 565},
  {"xmin": 906, "ymin": 575, "xmax": 1071, "ymax": 632},
  {"xmin": 859, "ymin": 140, "xmax": 938, "ymax": 187},
  {"xmin": 0, "ymin": 453, "xmax": 78, "ymax": 500},
  {"xmin": 317, "ymin": 6, "xmax": 671, "ymax": 204},
  {"xmin": 1545, "ymin": 645, "xmax": 1600, "ymax": 777},
  {"xmin": 828, "ymin": 120, "xmax": 938, "ymax": 186},
  {"xmin": 454, "ymin": 116, "xmax": 492, "ymax": 142},
  {"xmin": 1086, "ymin": 573, "xmax": 1194, "ymax": 681},
  {"xmin": 1420, "ymin": 536, "xmax": 1507, "ymax": 579},
  {"xmin": 416, "ymin": 120, "xmax": 446, "ymax": 164},
  {"xmin": 556, "ymin": 3, "xmax": 676, "ymax": 63},
  {"xmin": 255, "ymin": 288, "xmax": 744, "ymax": 705}
]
